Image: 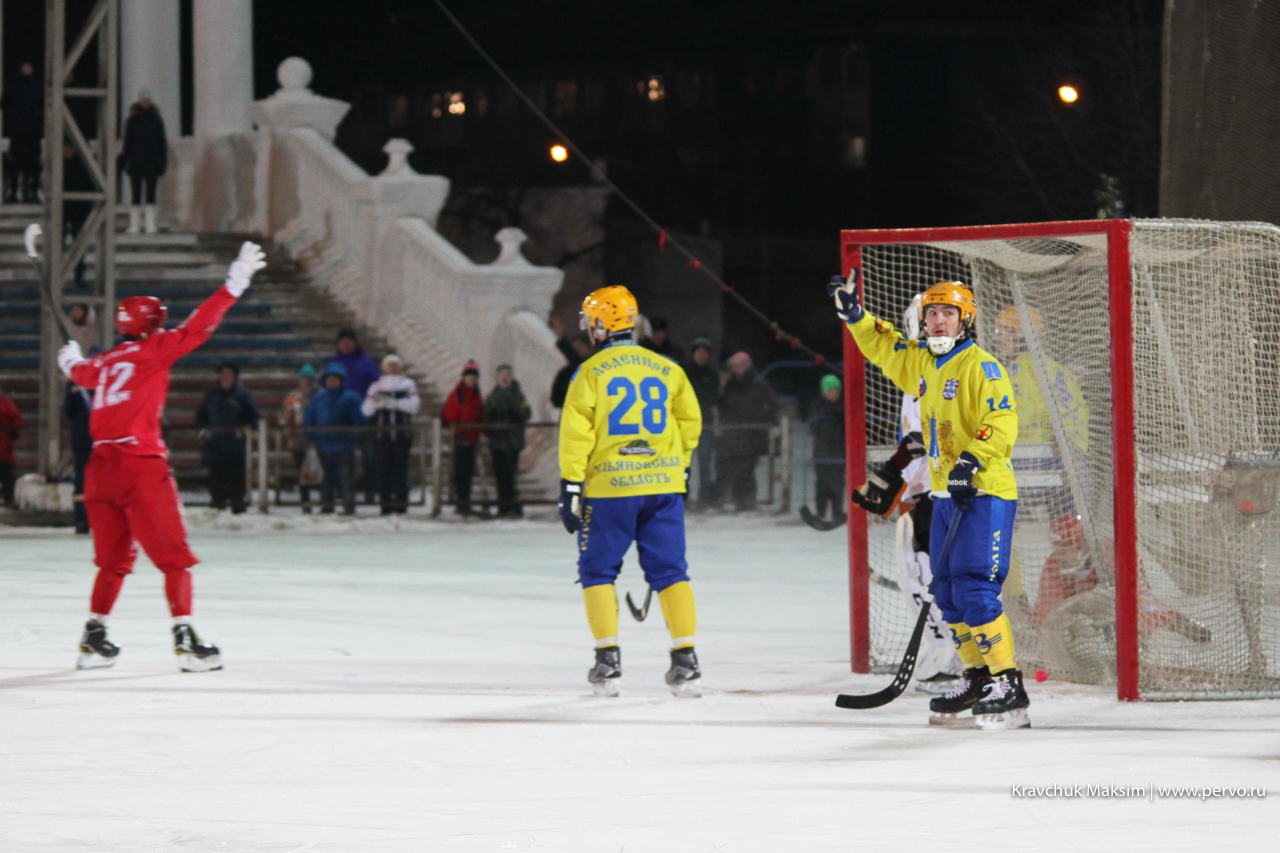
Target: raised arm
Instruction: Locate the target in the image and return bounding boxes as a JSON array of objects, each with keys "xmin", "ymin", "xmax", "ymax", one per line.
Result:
[
  {"xmin": 151, "ymin": 242, "xmax": 267, "ymax": 364},
  {"xmin": 830, "ymin": 273, "xmax": 924, "ymax": 395}
]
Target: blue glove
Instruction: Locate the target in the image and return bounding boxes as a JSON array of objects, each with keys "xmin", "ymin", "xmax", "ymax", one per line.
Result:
[
  {"xmin": 947, "ymin": 451, "xmax": 981, "ymax": 511},
  {"xmin": 826, "ymin": 271, "xmax": 864, "ymax": 323},
  {"xmin": 559, "ymin": 479, "xmax": 583, "ymax": 534}
]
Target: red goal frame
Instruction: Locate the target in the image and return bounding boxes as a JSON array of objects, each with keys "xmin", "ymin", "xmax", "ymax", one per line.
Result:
[{"xmin": 840, "ymin": 219, "xmax": 1140, "ymax": 701}]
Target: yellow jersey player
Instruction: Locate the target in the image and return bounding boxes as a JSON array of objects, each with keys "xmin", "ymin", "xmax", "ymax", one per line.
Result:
[
  {"xmin": 830, "ymin": 274, "xmax": 1029, "ymax": 729},
  {"xmin": 558, "ymin": 286, "xmax": 703, "ymax": 697}
]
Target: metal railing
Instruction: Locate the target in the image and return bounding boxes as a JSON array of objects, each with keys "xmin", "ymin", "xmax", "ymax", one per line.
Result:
[{"xmin": 157, "ymin": 416, "xmax": 794, "ymax": 515}]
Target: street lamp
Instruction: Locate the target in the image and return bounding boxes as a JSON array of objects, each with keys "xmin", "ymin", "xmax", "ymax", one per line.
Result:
[
  {"xmin": 550, "ymin": 144, "xmax": 569, "ymax": 163},
  {"xmin": 1058, "ymin": 84, "xmax": 1079, "ymax": 105}
]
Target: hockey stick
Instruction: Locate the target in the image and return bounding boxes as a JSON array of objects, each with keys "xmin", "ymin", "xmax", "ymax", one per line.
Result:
[
  {"xmin": 835, "ymin": 503, "xmax": 967, "ymax": 710},
  {"xmin": 625, "ymin": 588, "xmax": 652, "ymax": 621},
  {"xmin": 24, "ymin": 224, "xmax": 74, "ymax": 344},
  {"xmin": 799, "ymin": 504, "xmax": 846, "ymax": 531}
]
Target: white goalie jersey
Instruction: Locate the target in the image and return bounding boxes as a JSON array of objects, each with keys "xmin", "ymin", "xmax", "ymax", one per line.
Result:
[{"xmin": 899, "ymin": 392, "xmax": 931, "ymax": 500}]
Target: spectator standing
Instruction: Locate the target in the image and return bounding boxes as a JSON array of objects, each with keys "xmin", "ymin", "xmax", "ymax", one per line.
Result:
[
  {"xmin": 0, "ymin": 384, "xmax": 24, "ymax": 509},
  {"xmin": 195, "ymin": 363, "xmax": 259, "ymax": 513},
  {"xmin": 551, "ymin": 333, "xmax": 591, "ymax": 409},
  {"xmin": 280, "ymin": 364, "xmax": 317, "ymax": 511},
  {"xmin": 715, "ymin": 352, "xmax": 779, "ymax": 511},
  {"xmin": 121, "ymin": 90, "xmax": 167, "ymax": 234},
  {"xmin": 2, "ymin": 62, "xmax": 43, "ymax": 203},
  {"xmin": 304, "ymin": 363, "xmax": 367, "ymax": 515},
  {"xmin": 362, "ymin": 354, "xmax": 420, "ymax": 515},
  {"xmin": 442, "ymin": 361, "xmax": 484, "ymax": 516},
  {"xmin": 682, "ymin": 338, "xmax": 720, "ymax": 506},
  {"xmin": 809, "ymin": 374, "xmax": 847, "ymax": 522},
  {"xmin": 64, "ymin": 380, "xmax": 94, "ymax": 533},
  {"xmin": 485, "ymin": 364, "xmax": 531, "ymax": 518},
  {"xmin": 640, "ymin": 316, "xmax": 684, "ymax": 363},
  {"xmin": 331, "ymin": 328, "xmax": 380, "ymax": 504},
  {"xmin": 67, "ymin": 303, "xmax": 98, "ymax": 352}
]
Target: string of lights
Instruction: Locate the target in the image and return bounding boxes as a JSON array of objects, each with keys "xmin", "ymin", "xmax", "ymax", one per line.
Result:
[{"xmin": 430, "ymin": 0, "xmax": 837, "ymax": 369}]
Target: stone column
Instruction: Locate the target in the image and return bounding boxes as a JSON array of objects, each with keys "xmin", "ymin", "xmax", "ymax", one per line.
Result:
[
  {"xmin": 121, "ymin": 0, "xmax": 181, "ymax": 133},
  {"xmin": 193, "ymin": 0, "xmax": 255, "ymax": 136}
]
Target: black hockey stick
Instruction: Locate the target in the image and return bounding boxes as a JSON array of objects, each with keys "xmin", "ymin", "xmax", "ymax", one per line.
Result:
[
  {"xmin": 799, "ymin": 504, "xmax": 846, "ymax": 531},
  {"xmin": 835, "ymin": 504, "xmax": 967, "ymax": 710},
  {"xmin": 625, "ymin": 588, "xmax": 652, "ymax": 621},
  {"xmin": 24, "ymin": 224, "xmax": 74, "ymax": 344}
]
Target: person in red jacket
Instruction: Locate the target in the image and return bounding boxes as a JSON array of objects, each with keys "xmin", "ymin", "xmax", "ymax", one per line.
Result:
[
  {"xmin": 55, "ymin": 241, "xmax": 267, "ymax": 671},
  {"xmin": 441, "ymin": 361, "xmax": 485, "ymax": 515},
  {"xmin": 0, "ymin": 385, "xmax": 24, "ymax": 508}
]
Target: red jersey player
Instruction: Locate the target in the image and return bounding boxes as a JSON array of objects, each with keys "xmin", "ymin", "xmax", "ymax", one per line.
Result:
[{"xmin": 55, "ymin": 241, "xmax": 267, "ymax": 672}]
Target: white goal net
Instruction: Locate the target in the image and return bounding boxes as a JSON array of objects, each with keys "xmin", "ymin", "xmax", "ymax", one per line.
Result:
[{"xmin": 845, "ymin": 219, "xmax": 1280, "ymax": 700}]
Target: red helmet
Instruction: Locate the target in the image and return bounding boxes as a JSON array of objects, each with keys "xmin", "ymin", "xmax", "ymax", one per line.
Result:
[{"xmin": 115, "ymin": 296, "xmax": 167, "ymax": 336}]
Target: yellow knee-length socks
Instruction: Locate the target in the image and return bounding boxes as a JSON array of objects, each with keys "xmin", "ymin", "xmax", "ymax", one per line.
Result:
[
  {"xmin": 584, "ymin": 581, "xmax": 698, "ymax": 650},
  {"xmin": 971, "ymin": 612, "xmax": 1017, "ymax": 674},
  {"xmin": 583, "ymin": 584, "xmax": 619, "ymax": 648},
  {"xmin": 658, "ymin": 581, "xmax": 697, "ymax": 650}
]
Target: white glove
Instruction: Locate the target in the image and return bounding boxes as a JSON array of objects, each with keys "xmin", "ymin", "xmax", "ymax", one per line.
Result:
[
  {"xmin": 57, "ymin": 340, "xmax": 84, "ymax": 377},
  {"xmin": 224, "ymin": 241, "xmax": 267, "ymax": 297}
]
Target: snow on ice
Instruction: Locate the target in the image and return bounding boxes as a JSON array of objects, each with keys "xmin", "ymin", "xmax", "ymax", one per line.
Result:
[{"xmin": 0, "ymin": 512, "xmax": 1275, "ymax": 851}]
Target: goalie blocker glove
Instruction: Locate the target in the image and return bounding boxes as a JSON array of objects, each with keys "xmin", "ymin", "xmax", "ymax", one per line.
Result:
[
  {"xmin": 826, "ymin": 272, "xmax": 864, "ymax": 324},
  {"xmin": 851, "ymin": 462, "xmax": 906, "ymax": 516},
  {"xmin": 947, "ymin": 451, "xmax": 981, "ymax": 510},
  {"xmin": 558, "ymin": 479, "xmax": 583, "ymax": 534},
  {"xmin": 849, "ymin": 431, "xmax": 923, "ymax": 517}
]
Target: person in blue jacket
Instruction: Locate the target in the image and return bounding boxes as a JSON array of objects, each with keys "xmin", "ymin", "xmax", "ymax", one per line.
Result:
[
  {"xmin": 331, "ymin": 328, "xmax": 381, "ymax": 503},
  {"xmin": 303, "ymin": 362, "xmax": 367, "ymax": 515}
]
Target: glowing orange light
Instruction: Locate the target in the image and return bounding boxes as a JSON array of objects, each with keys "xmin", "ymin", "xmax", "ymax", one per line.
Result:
[
  {"xmin": 1058, "ymin": 84, "xmax": 1079, "ymax": 104},
  {"xmin": 550, "ymin": 145, "xmax": 569, "ymax": 163}
]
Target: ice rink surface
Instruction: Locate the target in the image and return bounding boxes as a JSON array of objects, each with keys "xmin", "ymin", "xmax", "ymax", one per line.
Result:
[{"xmin": 1, "ymin": 511, "xmax": 1276, "ymax": 852}]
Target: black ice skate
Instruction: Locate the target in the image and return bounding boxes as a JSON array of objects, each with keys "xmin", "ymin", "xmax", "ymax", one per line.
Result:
[
  {"xmin": 927, "ymin": 665, "xmax": 990, "ymax": 726},
  {"xmin": 665, "ymin": 647, "xmax": 702, "ymax": 698},
  {"xmin": 972, "ymin": 668, "xmax": 1031, "ymax": 730},
  {"xmin": 173, "ymin": 624, "xmax": 223, "ymax": 672},
  {"xmin": 77, "ymin": 620, "xmax": 120, "ymax": 670},
  {"xmin": 588, "ymin": 645, "xmax": 621, "ymax": 696}
]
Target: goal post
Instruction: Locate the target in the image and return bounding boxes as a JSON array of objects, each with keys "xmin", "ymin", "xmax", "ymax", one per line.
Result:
[{"xmin": 841, "ymin": 219, "xmax": 1280, "ymax": 701}]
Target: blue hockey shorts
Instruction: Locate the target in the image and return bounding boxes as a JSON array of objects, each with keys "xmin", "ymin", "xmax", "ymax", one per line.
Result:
[
  {"xmin": 929, "ymin": 495, "xmax": 1017, "ymax": 627},
  {"xmin": 577, "ymin": 493, "xmax": 690, "ymax": 591}
]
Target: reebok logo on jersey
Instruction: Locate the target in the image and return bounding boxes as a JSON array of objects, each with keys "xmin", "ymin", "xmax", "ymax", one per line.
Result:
[{"xmin": 943, "ymin": 378, "xmax": 959, "ymax": 400}]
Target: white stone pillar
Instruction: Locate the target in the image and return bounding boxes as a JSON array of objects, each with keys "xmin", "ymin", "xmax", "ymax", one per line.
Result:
[
  {"xmin": 193, "ymin": 0, "xmax": 255, "ymax": 136},
  {"xmin": 121, "ymin": 0, "xmax": 181, "ymax": 134}
]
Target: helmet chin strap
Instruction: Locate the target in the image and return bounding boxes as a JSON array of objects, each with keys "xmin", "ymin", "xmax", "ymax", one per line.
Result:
[{"xmin": 927, "ymin": 334, "xmax": 964, "ymax": 356}]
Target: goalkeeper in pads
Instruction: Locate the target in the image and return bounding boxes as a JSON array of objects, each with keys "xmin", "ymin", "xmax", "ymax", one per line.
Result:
[
  {"xmin": 558, "ymin": 286, "xmax": 704, "ymax": 697},
  {"xmin": 831, "ymin": 275, "xmax": 1029, "ymax": 729}
]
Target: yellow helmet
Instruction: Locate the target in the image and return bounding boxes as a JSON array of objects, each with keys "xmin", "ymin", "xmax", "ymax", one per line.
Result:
[
  {"xmin": 580, "ymin": 285, "xmax": 638, "ymax": 334},
  {"xmin": 994, "ymin": 305, "xmax": 1044, "ymax": 337},
  {"xmin": 920, "ymin": 281, "xmax": 977, "ymax": 331}
]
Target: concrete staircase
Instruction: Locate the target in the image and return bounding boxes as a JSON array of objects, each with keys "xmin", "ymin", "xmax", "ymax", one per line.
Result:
[{"xmin": 0, "ymin": 204, "xmax": 440, "ymax": 492}]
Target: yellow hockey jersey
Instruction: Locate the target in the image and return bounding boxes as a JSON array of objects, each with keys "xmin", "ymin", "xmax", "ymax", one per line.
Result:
[
  {"xmin": 559, "ymin": 340, "xmax": 702, "ymax": 498},
  {"xmin": 849, "ymin": 313, "xmax": 1018, "ymax": 500},
  {"xmin": 1006, "ymin": 351, "xmax": 1088, "ymax": 451}
]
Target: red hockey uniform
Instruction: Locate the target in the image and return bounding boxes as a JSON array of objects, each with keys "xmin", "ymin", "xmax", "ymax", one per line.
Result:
[{"xmin": 67, "ymin": 285, "xmax": 239, "ymax": 618}]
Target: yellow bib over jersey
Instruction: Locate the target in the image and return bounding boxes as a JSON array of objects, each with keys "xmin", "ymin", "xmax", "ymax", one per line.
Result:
[{"xmin": 559, "ymin": 341, "xmax": 702, "ymax": 498}]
